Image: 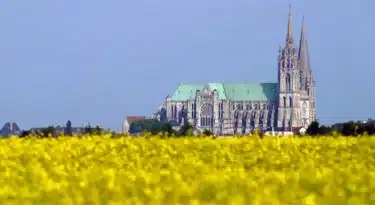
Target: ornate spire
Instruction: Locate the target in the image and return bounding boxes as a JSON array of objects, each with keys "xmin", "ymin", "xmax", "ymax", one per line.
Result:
[
  {"xmin": 298, "ymin": 16, "xmax": 311, "ymax": 72},
  {"xmin": 286, "ymin": 4, "xmax": 294, "ymax": 45}
]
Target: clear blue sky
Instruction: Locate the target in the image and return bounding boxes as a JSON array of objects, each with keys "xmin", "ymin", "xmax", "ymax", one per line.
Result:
[{"xmin": 0, "ymin": 0, "xmax": 374, "ymax": 129}]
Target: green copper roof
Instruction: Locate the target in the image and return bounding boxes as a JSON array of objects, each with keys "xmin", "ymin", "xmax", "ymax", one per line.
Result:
[
  {"xmin": 222, "ymin": 83, "xmax": 277, "ymax": 101},
  {"xmin": 170, "ymin": 83, "xmax": 227, "ymax": 101},
  {"xmin": 170, "ymin": 83, "xmax": 277, "ymax": 101}
]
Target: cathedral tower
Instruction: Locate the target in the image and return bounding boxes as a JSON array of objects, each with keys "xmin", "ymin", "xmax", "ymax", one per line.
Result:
[
  {"xmin": 298, "ymin": 16, "xmax": 316, "ymax": 126},
  {"xmin": 277, "ymin": 5, "xmax": 302, "ymax": 130}
]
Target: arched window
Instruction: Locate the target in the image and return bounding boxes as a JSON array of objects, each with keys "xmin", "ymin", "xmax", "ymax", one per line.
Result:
[
  {"xmin": 286, "ymin": 73, "xmax": 291, "ymax": 92},
  {"xmin": 259, "ymin": 111, "xmax": 264, "ymax": 130},
  {"xmin": 172, "ymin": 105, "xmax": 174, "ymax": 119},
  {"xmin": 250, "ymin": 112, "xmax": 256, "ymax": 130},
  {"xmin": 283, "ymin": 96, "xmax": 286, "ymax": 107},
  {"xmin": 242, "ymin": 114, "xmax": 247, "ymax": 134},
  {"xmin": 172, "ymin": 105, "xmax": 177, "ymax": 119},
  {"xmin": 218, "ymin": 103, "xmax": 224, "ymax": 119},
  {"xmin": 191, "ymin": 103, "xmax": 196, "ymax": 119},
  {"xmin": 200, "ymin": 103, "xmax": 213, "ymax": 127},
  {"xmin": 289, "ymin": 97, "xmax": 293, "ymax": 107}
]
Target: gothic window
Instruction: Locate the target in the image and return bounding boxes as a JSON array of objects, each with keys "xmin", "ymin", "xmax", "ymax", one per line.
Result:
[
  {"xmin": 250, "ymin": 111, "xmax": 256, "ymax": 130},
  {"xmin": 173, "ymin": 105, "xmax": 176, "ymax": 119},
  {"xmin": 201, "ymin": 103, "xmax": 212, "ymax": 116},
  {"xmin": 283, "ymin": 97, "xmax": 286, "ymax": 108},
  {"xmin": 259, "ymin": 111, "xmax": 264, "ymax": 129},
  {"xmin": 302, "ymin": 102, "xmax": 308, "ymax": 118},
  {"xmin": 218, "ymin": 103, "xmax": 221, "ymax": 119},
  {"xmin": 305, "ymin": 77, "xmax": 309, "ymax": 88},
  {"xmin": 174, "ymin": 105, "xmax": 178, "ymax": 119},
  {"xmin": 172, "ymin": 105, "xmax": 175, "ymax": 119},
  {"xmin": 221, "ymin": 103, "xmax": 224, "ymax": 119},
  {"xmin": 219, "ymin": 103, "xmax": 224, "ymax": 119},
  {"xmin": 172, "ymin": 105, "xmax": 176, "ymax": 119},
  {"xmin": 286, "ymin": 73, "xmax": 291, "ymax": 92},
  {"xmin": 194, "ymin": 103, "xmax": 196, "ymax": 118},
  {"xmin": 242, "ymin": 114, "xmax": 247, "ymax": 134},
  {"xmin": 200, "ymin": 103, "xmax": 213, "ymax": 127},
  {"xmin": 191, "ymin": 103, "xmax": 196, "ymax": 119},
  {"xmin": 191, "ymin": 104, "xmax": 193, "ymax": 118},
  {"xmin": 289, "ymin": 97, "xmax": 293, "ymax": 107}
]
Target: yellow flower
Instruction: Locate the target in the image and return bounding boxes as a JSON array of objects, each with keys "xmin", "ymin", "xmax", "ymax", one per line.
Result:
[{"xmin": 0, "ymin": 135, "xmax": 373, "ymax": 204}]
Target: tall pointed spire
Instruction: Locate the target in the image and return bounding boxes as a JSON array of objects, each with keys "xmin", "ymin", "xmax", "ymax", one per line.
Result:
[
  {"xmin": 298, "ymin": 16, "xmax": 310, "ymax": 72},
  {"xmin": 286, "ymin": 4, "xmax": 294, "ymax": 44}
]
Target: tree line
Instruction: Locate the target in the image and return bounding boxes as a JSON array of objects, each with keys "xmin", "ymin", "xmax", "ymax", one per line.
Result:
[
  {"xmin": 19, "ymin": 120, "xmax": 106, "ymax": 138},
  {"xmin": 17, "ymin": 118, "xmax": 375, "ymax": 138},
  {"xmin": 306, "ymin": 119, "xmax": 375, "ymax": 136},
  {"xmin": 131, "ymin": 118, "xmax": 375, "ymax": 137},
  {"xmin": 129, "ymin": 119, "xmax": 215, "ymax": 137}
]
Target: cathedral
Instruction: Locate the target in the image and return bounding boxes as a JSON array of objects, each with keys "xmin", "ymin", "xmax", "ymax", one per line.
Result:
[{"xmin": 164, "ymin": 6, "xmax": 316, "ymax": 135}]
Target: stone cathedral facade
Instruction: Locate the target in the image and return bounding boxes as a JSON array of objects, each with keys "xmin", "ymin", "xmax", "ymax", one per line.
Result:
[{"xmin": 164, "ymin": 7, "xmax": 316, "ymax": 135}]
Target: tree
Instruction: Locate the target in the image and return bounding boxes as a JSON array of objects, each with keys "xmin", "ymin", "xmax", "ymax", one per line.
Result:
[
  {"xmin": 95, "ymin": 125, "xmax": 102, "ymax": 135},
  {"xmin": 364, "ymin": 123, "xmax": 375, "ymax": 135},
  {"xmin": 42, "ymin": 126, "xmax": 55, "ymax": 138},
  {"xmin": 161, "ymin": 122, "xmax": 174, "ymax": 135},
  {"xmin": 306, "ymin": 121, "xmax": 320, "ymax": 136},
  {"xmin": 19, "ymin": 130, "xmax": 32, "ymax": 138},
  {"xmin": 202, "ymin": 129, "xmax": 213, "ymax": 136},
  {"xmin": 319, "ymin": 125, "xmax": 332, "ymax": 135},
  {"xmin": 342, "ymin": 121, "xmax": 357, "ymax": 136},
  {"xmin": 129, "ymin": 119, "xmax": 168, "ymax": 134},
  {"xmin": 65, "ymin": 120, "xmax": 73, "ymax": 136},
  {"xmin": 150, "ymin": 120, "xmax": 163, "ymax": 134},
  {"xmin": 84, "ymin": 124, "xmax": 93, "ymax": 135},
  {"xmin": 179, "ymin": 122, "xmax": 194, "ymax": 136}
]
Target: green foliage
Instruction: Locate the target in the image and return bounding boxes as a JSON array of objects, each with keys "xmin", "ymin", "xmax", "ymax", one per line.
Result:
[
  {"xmin": 341, "ymin": 121, "xmax": 375, "ymax": 136},
  {"xmin": 130, "ymin": 119, "xmax": 175, "ymax": 135},
  {"xmin": 178, "ymin": 122, "xmax": 194, "ymax": 137},
  {"xmin": 95, "ymin": 125, "xmax": 102, "ymax": 135},
  {"xmin": 84, "ymin": 124, "xmax": 93, "ymax": 135},
  {"xmin": 42, "ymin": 126, "xmax": 55, "ymax": 137},
  {"xmin": 319, "ymin": 125, "xmax": 332, "ymax": 135},
  {"xmin": 306, "ymin": 121, "xmax": 320, "ymax": 136},
  {"xmin": 306, "ymin": 120, "xmax": 375, "ymax": 137},
  {"xmin": 65, "ymin": 120, "xmax": 73, "ymax": 136},
  {"xmin": 202, "ymin": 129, "xmax": 213, "ymax": 136},
  {"xmin": 161, "ymin": 123, "xmax": 173, "ymax": 134}
]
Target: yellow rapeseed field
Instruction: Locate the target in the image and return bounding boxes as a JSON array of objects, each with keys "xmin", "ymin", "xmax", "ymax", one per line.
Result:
[{"xmin": 0, "ymin": 135, "xmax": 375, "ymax": 205}]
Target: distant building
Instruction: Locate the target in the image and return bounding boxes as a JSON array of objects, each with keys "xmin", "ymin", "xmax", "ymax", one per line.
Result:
[
  {"xmin": 126, "ymin": 116, "xmax": 146, "ymax": 126},
  {"xmin": 122, "ymin": 119, "xmax": 130, "ymax": 134},
  {"xmin": 151, "ymin": 105, "xmax": 167, "ymax": 121},
  {"xmin": 29, "ymin": 126, "xmax": 85, "ymax": 134},
  {"xmin": 0, "ymin": 122, "xmax": 22, "ymax": 136}
]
